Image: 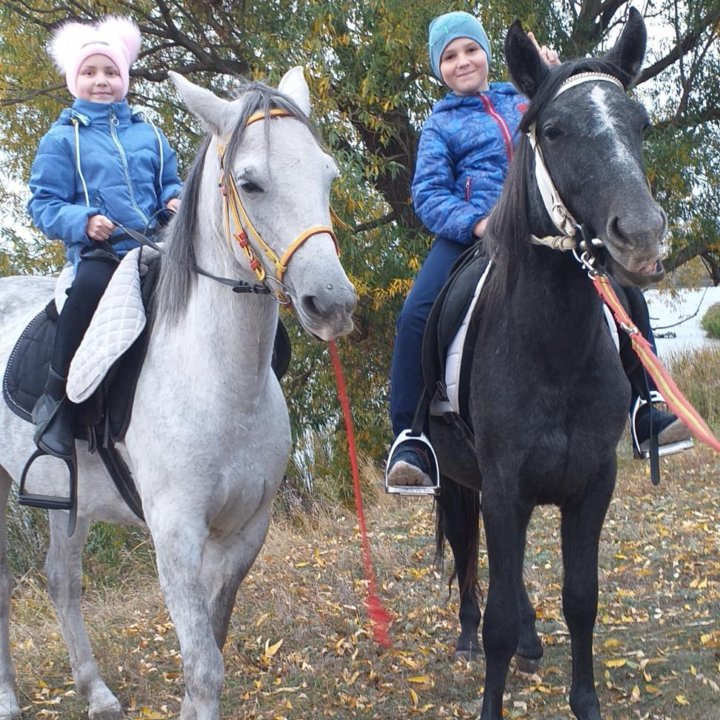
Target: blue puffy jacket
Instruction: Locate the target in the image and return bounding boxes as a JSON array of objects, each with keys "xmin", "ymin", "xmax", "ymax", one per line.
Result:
[
  {"xmin": 411, "ymin": 82, "xmax": 526, "ymax": 245},
  {"xmin": 28, "ymin": 98, "xmax": 182, "ymax": 268}
]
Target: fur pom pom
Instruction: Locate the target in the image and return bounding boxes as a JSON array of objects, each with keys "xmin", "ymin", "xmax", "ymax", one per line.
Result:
[
  {"xmin": 48, "ymin": 22, "xmax": 88, "ymax": 74},
  {"xmin": 97, "ymin": 16, "xmax": 142, "ymax": 63}
]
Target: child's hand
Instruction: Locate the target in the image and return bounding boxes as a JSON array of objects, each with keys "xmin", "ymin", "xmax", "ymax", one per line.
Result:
[
  {"xmin": 166, "ymin": 198, "xmax": 181, "ymax": 213},
  {"xmin": 527, "ymin": 32, "xmax": 560, "ymax": 66},
  {"xmin": 86, "ymin": 214, "xmax": 115, "ymax": 242},
  {"xmin": 473, "ymin": 217, "xmax": 488, "ymax": 238}
]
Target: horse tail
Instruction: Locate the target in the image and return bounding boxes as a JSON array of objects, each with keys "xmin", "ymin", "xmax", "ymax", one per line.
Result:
[{"xmin": 435, "ymin": 477, "xmax": 482, "ymax": 598}]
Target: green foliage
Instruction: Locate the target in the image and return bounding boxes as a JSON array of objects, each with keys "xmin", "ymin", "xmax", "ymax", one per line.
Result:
[{"xmin": 700, "ymin": 302, "xmax": 720, "ymax": 339}]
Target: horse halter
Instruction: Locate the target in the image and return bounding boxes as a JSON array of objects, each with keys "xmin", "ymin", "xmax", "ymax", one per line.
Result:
[
  {"xmin": 218, "ymin": 108, "xmax": 339, "ymax": 305},
  {"xmin": 527, "ymin": 72, "xmax": 625, "ymax": 261}
]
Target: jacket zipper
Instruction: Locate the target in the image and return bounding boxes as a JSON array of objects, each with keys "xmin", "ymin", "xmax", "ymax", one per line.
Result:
[
  {"xmin": 109, "ymin": 111, "xmax": 150, "ymax": 225},
  {"xmin": 465, "ymin": 176, "xmax": 472, "ymax": 201},
  {"xmin": 480, "ymin": 94, "xmax": 514, "ymax": 162}
]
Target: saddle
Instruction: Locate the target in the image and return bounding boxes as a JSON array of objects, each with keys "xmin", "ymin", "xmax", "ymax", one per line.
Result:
[
  {"xmin": 3, "ymin": 254, "xmax": 292, "ymax": 525},
  {"xmin": 406, "ymin": 243, "xmax": 493, "ymax": 487}
]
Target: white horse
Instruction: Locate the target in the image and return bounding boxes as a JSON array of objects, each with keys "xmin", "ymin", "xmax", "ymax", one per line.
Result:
[{"xmin": 0, "ymin": 68, "xmax": 356, "ymax": 720}]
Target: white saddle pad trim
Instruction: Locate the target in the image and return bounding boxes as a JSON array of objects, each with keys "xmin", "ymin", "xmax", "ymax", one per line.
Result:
[
  {"xmin": 67, "ymin": 248, "xmax": 146, "ymax": 403},
  {"xmin": 444, "ymin": 260, "xmax": 494, "ymax": 414}
]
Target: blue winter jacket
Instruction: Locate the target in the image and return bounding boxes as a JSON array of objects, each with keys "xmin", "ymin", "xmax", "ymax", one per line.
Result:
[
  {"xmin": 28, "ymin": 98, "xmax": 183, "ymax": 268},
  {"xmin": 412, "ymin": 82, "xmax": 526, "ymax": 245}
]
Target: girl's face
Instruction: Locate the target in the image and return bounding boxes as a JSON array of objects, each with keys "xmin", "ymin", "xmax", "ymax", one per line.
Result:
[
  {"xmin": 76, "ymin": 54, "xmax": 124, "ymax": 103},
  {"xmin": 440, "ymin": 38, "xmax": 489, "ymax": 95}
]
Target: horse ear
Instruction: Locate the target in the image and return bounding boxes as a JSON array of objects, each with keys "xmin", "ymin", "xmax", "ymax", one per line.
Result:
[
  {"xmin": 168, "ymin": 70, "xmax": 234, "ymax": 136},
  {"xmin": 504, "ymin": 20, "xmax": 549, "ymax": 100},
  {"xmin": 602, "ymin": 7, "xmax": 647, "ymax": 84},
  {"xmin": 278, "ymin": 66, "xmax": 312, "ymax": 117}
]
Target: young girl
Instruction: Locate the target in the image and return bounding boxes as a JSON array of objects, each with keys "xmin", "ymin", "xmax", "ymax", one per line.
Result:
[
  {"xmin": 28, "ymin": 16, "xmax": 182, "ymax": 462},
  {"xmin": 386, "ymin": 11, "xmax": 690, "ymax": 487}
]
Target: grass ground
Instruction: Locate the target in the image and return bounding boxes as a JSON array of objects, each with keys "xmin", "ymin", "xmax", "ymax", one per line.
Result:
[{"xmin": 7, "ymin": 438, "xmax": 720, "ymax": 719}]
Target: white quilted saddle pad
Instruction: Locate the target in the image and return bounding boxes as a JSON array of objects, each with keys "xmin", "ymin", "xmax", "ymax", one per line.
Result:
[{"xmin": 67, "ymin": 248, "xmax": 146, "ymax": 403}]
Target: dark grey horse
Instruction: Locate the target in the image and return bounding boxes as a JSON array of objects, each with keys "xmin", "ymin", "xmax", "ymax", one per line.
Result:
[{"xmin": 432, "ymin": 10, "xmax": 664, "ymax": 720}]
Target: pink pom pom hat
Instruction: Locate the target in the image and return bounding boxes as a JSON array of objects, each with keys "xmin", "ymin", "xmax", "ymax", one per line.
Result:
[{"xmin": 48, "ymin": 16, "xmax": 142, "ymax": 100}]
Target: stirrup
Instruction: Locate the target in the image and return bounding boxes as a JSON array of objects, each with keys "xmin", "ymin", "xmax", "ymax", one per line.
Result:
[
  {"xmin": 18, "ymin": 447, "xmax": 78, "ymax": 536},
  {"xmin": 384, "ymin": 430, "xmax": 441, "ymax": 496},
  {"xmin": 630, "ymin": 391, "xmax": 694, "ymax": 460}
]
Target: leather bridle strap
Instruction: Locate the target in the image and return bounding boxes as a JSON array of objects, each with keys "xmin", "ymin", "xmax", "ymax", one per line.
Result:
[
  {"xmin": 219, "ymin": 109, "xmax": 339, "ymax": 303},
  {"xmin": 528, "ymin": 72, "xmax": 625, "ymax": 251}
]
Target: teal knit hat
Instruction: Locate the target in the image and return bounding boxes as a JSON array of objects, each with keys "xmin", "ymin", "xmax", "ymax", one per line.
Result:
[{"xmin": 428, "ymin": 11, "xmax": 492, "ymax": 80}]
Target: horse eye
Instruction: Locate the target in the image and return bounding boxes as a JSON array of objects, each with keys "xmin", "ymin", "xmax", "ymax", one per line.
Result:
[
  {"xmin": 543, "ymin": 125, "xmax": 563, "ymax": 141},
  {"xmin": 240, "ymin": 180, "xmax": 263, "ymax": 194}
]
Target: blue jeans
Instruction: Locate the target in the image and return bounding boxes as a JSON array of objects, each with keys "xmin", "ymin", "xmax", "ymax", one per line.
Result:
[{"xmin": 389, "ymin": 239, "xmax": 467, "ymax": 435}]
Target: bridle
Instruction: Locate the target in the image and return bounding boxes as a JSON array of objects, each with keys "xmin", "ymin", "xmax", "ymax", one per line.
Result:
[
  {"xmin": 526, "ymin": 72, "xmax": 626, "ymax": 269},
  {"xmin": 217, "ymin": 108, "xmax": 339, "ymax": 305}
]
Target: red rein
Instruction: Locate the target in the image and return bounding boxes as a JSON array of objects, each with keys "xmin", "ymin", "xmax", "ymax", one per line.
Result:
[{"xmin": 328, "ymin": 340, "xmax": 392, "ymax": 647}]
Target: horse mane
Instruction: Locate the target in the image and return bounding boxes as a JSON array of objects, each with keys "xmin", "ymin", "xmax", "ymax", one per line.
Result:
[
  {"xmin": 155, "ymin": 80, "xmax": 319, "ymax": 325},
  {"xmin": 481, "ymin": 57, "xmax": 631, "ymax": 312}
]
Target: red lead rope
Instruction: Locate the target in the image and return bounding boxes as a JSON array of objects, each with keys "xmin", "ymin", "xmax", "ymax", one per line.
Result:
[
  {"xmin": 593, "ymin": 274, "xmax": 720, "ymax": 453},
  {"xmin": 328, "ymin": 340, "xmax": 392, "ymax": 647}
]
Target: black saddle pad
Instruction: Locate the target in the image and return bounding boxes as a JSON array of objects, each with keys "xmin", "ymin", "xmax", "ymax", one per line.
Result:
[{"xmin": 3, "ymin": 301, "xmax": 58, "ymax": 424}]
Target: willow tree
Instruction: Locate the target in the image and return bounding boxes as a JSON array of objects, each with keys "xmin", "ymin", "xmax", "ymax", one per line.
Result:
[{"xmin": 1, "ymin": 0, "xmax": 718, "ymax": 488}]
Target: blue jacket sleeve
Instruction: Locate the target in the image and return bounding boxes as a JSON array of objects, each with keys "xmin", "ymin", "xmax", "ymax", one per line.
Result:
[
  {"xmin": 27, "ymin": 133, "xmax": 99, "ymax": 246},
  {"xmin": 157, "ymin": 130, "xmax": 183, "ymax": 206},
  {"xmin": 411, "ymin": 122, "xmax": 483, "ymax": 245}
]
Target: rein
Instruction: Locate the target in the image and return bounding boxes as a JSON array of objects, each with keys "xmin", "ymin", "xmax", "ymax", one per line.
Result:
[
  {"xmin": 524, "ymin": 73, "xmax": 720, "ymax": 464},
  {"xmin": 218, "ymin": 109, "xmax": 339, "ymax": 305}
]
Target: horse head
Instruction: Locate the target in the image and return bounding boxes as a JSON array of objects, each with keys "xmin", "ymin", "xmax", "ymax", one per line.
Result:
[
  {"xmin": 167, "ymin": 68, "xmax": 357, "ymax": 340},
  {"xmin": 503, "ymin": 8, "xmax": 666, "ymax": 287}
]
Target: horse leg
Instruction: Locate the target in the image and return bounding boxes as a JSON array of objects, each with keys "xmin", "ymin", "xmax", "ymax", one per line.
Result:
[
  {"xmin": 203, "ymin": 513, "xmax": 271, "ymax": 650},
  {"xmin": 479, "ymin": 491, "xmax": 532, "ymax": 720},
  {"xmin": 560, "ymin": 469, "xmax": 615, "ymax": 720},
  {"xmin": 0, "ymin": 468, "xmax": 21, "ymax": 720},
  {"xmin": 150, "ymin": 520, "xmax": 223, "ymax": 720},
  {"xmin": 436, "ymin": 478, "xmax": 481, "ymax": 659},
  {"xmin": 45, "ymin": 512, "xmax": 124, "ymax": 720},
  {"xmin": 515, "ymin": 575, "xmax": 543, "ymax": 674}
]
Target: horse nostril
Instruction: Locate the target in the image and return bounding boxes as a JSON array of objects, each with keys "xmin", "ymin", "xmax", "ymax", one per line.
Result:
[{"xmin": 301, "ymin": 295, "xmax": 321, "ymax": 318}]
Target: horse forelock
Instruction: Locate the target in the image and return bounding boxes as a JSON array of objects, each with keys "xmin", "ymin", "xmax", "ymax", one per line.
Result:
[
  {"xmin": 517, "ymin": 58, "xmax": 631, "ymax": 135},
  {"xmin": 223, "ymin": 82, "xmax": 321, "ymax": 181},
  {"xmin": 156, "ymin": 82, "xmax": 322, "ymax": 326}
]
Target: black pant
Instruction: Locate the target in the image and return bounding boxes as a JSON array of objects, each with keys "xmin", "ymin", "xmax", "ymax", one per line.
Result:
[{"xmin": 52, "ymin": 249, "xmax": 119, "ymax": 378}]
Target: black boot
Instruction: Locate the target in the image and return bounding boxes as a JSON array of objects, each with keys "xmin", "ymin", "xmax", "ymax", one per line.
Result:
[{"xmin": 32, "ymin": 368, "xmax": 75, "ymax": 459}]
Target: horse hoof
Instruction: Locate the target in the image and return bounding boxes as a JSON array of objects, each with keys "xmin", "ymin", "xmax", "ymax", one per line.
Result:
[{"xmin": 515, "ymin": 653, "xmax": 542, "ymax": 675}]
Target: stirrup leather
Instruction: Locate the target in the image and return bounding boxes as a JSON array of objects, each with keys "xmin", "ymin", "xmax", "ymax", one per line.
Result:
[{"xmin": 384, "ymin": 430, "xmax": 440, "ymax": 496}]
